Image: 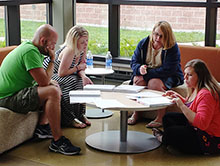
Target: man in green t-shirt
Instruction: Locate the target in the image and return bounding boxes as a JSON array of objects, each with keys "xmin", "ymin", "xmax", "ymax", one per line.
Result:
[{"xmin": 0, "ymin": 24, "xmax": 81, "ymax": 155}]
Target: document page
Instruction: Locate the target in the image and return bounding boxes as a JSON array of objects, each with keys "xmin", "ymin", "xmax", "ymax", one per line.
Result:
[
  {"xmin": 137, "ymin": 96, "xmax": 172, "ymax": 107},
  {"xmin": 69, "ymin": 90, "xmax": 101, "ymax": 97},
  {"xmin": 84, "ymin": 84, "xmax": 115, "ymax": 91},
  {"xmin": 70, "ymin": 96, "xmax": 101, "ymax": 104},
  {"xmin": 94, "ymin": 98, "xmax": 126, "ymax": 109},
  {"xmin": 127, "ymin": 91, "xmax": 162, "ymax": 99},
  {"xmin": 114, "ymin": 85, "xmax": 146, "ymax": 93}
]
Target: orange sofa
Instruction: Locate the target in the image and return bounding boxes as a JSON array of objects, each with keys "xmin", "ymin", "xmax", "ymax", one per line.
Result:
[
  {"xmin": 0, "ymin": 46, "xmax": 17, "ymax": 64},
  {"xmin": 0, "ymin": 46, "xmax": 39, "ymax": 154},
  {"xmin": 179, "ymin": 45, "xmax": 220, "ymax": 82}
]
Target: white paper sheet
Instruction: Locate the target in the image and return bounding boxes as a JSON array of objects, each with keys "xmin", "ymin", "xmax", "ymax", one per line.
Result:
[
  {"xmin": 84, "ymin": 84, "xmax": 115, "ymax": 91},
  {"xmin": 114, "ymin": 85, "xmax": 146, "ymax": 93},
  {"xmin": 94, "ymin": 98, "xmax": 126, "ymax": 109},
  {"xmin": 126, "ymin": 91, "xmax": 162, "ymax": 99},
  {"xmin": 137, "ymin": 96, "xmax": 172, "ymax": 107},
  {"xmin": 70, "ymin": 96, "xmax": 100, "ymax": 104},
  {"xmin": 69, "ymin": 90, "xmax": 101, "ymax": 97}
]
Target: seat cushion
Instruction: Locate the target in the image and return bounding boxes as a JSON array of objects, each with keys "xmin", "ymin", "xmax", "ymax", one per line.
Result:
[{"xmin": 0, "ymin": 107, "xmax": 39, "ymax": 154}]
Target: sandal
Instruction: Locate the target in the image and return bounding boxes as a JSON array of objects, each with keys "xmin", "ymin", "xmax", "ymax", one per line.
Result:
[
  {"xmin": 78, "ymin": 114, "xmax": 91, "ymax": 126},
  {"xmin": 152, "ymin": 128, "xmax": 163, "ymax": 143},
  {"xmin": 81, "ymin": 115, "xmax": 91, "ymax": 126},
  {"xmin": 146, "ymin": 121, "xmax": 162, "ymax": 128},
  {"xmin": 72, "ymin": 118, "xmax": 87, "ymax": 128},
  {"xmin": 128, "ymin": 113, "xmax": 138, "ymax": 125}
]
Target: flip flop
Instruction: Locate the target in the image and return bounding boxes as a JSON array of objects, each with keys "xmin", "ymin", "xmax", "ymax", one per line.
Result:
[
  {"xmin": 72, "ymin": 118, "xmax": 87, "ymax": 128},
  {"xmin": 80, "ymin": 114, "xmax": 91, "ymax": 126},
  {"xmin": 146, "ymin": 121, "xmax": 162, "ymax": 128},
  {"xmin": 128, "ymin": 116, "xmax": 137, "ymax": 125},
  {"xmin": 152, "ymin": 128, "xmax": 164, "ymax": 136},
  {"xmin": 152, "ymin": 128, "xmax": 163, "ymax": 143}
]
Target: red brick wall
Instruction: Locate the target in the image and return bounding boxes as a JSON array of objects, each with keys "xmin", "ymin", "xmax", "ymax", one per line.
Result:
[
  {"xmin": 0, "ymin": 4, "xmax": 220, "ymax": 32},
  {"xmin": 0, "ymin": 4, "xmax": 47, "ymax": 22},
  {"xmin": 76, "ymin": 4, "xmax": 220, "ymax": 33},
  {"xmin": 19, "ymin": 4, "xmax": 47, "ymax": 22}
]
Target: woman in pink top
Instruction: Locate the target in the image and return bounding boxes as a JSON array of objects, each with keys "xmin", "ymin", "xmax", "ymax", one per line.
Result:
[{"xmin": 153, "ymin": 59, "xmax": 220, "ymax": 154}]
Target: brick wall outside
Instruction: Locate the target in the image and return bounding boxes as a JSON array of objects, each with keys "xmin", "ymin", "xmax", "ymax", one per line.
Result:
[
  {"xmin": 0, "ymin": 4, "xmax": 47, "ymax": 22},
  {"xmin": 0, "ymin": 4, "xmax": 220, "ymax": 33},
  {"xmin": 76, "ymin": 4, "xmax": 220, "ymax": 33}
]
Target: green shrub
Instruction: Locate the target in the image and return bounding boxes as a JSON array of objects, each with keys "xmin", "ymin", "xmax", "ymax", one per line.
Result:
[
  {"xmin": 0, "ymin": 40, "xmax": 5, "ymax": 47},
  {"xmin": 1, "ymin": 19, "xmax": 220, "ymax": 57}
]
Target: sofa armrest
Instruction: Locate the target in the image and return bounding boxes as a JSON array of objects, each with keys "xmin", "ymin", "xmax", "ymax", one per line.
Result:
[{"xmin": 0, "ymin": 46, "xmax": 17, "ymax": 65}]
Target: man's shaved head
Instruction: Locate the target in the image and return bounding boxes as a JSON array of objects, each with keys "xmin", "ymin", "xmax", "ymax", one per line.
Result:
[
  {"xmin": 32, "ymin": 24, "xmax": 58, "ymax": 55},
  {"xmin": 33, "ymin": 24, "xmax": 57, "ymax": 42}
]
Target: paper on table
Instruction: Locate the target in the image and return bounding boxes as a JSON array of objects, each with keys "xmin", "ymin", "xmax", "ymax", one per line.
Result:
[
  {"xmin": 69, "ymin": 90, "xmax": 101, "ymax": 97},
  {"xmin": 137, "ymin": 96, "xmax": 172, "ymax": 107},
  {"xmin": 70, "ymin": 96, "xmax": 100, "ymax": 104},
  {"xmin": 84, "ymin": 84, "xmax": 115, "ymax": 92},
  {"xmin": 127, "ymin": 91, "xmax": 162, "ymax": 99},
  {"xmin": 114, "ymin": 85, "xmax": 146, "ymax": 93},
  {"xmin": 94, "ymin": 98, "xmax": 126, "ymax": 109}
]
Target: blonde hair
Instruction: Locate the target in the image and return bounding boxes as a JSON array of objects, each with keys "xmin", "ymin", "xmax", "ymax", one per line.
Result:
[
  {"xmin": 150, "ymin": 21, "xmax": 176, "ymax": 50},
  {"xmin": 60, "ymin": 25, "xmax": 88, "ymax": 55}
]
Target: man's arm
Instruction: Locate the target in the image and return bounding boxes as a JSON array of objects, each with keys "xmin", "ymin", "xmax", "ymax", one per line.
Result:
[
  {"xmin": 29, "ymin": 64, "xmax": 53, "ymax": 87},
  {"xmin": 29, "ymin": 45, "xmax": 55, "ymax": 87}
]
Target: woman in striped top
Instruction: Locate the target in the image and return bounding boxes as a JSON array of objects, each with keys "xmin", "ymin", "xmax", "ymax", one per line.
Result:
[{"xmin": 43, "ymin": 25, "xmax": 93, "ymax": 128}]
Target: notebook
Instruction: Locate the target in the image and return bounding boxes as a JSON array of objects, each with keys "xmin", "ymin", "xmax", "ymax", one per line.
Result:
[
  {"xmin": 114, "ymin": 85, "xmax": 146, "ymax": 93},
  {"xmin": 69, "ymin": 90, "xmax": 101, "ymax": 97},
  {"xmin": 83, "ymin": 84, "xmax": 116, "ymax": 92}
]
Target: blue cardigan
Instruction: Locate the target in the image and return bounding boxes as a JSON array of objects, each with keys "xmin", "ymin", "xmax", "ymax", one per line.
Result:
[{"xmin": 130, "ymin": 36, "xmax": 184, "ymax": 89}]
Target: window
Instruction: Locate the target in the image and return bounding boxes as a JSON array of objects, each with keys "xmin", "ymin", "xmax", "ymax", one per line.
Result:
[
  {"xmin": 0, "ymin": 6, "xmax": 5, "ymax": 47},
  {"xmin": 76, "ymin": 3, "xmax": 108, "ymax": 56},
  {"xmin": 120, "ymin": 6, "xmax": 206, "ymax": 58},
  {"xmin": 20, "ymin": 4, "xmax": 47, "ymax": 41}
]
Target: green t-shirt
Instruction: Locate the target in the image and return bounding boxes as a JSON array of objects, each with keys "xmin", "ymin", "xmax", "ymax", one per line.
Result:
[{"xmin": 0, "ymin": 41, "xmax": 44, "ymax": 99}]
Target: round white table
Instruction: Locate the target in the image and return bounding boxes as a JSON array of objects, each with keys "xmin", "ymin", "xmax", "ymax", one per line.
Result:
[
  {"xmin": 85, "ymin": 68, "xmax": 114, "ymax": 119},
  {"xmin": 83, "ymin": 90, "xmax": 172, "ymax": 153},
  {"xmin": 85, "ymin": 68, "xmax": 114, "ymax": 84}
]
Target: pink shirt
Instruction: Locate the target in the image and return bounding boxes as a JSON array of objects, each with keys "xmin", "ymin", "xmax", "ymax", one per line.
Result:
[{"xmin": 190, "ymin": 89, "xmax": 220, "ymax": 137}]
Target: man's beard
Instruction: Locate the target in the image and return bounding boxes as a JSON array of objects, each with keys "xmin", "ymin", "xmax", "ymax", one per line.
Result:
[{"xmin": 39, "ymin": 45, "xmax": 49, "ymax": 56}]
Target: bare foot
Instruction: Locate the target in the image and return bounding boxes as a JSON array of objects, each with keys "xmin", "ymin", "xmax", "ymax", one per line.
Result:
[
  {"xmin": 83, "ymin": 116, "xmax": 91, "ymax": 126},
  {"xmin": 72, "ymin": 118, "xmax": 87, "ymax": 128},
  {"xmin": 128, "ymin": 112, "xmax": 138, "ymax": 125},
  {"xmin": 80, "ymin": 115, "xmax": 91, "ymax": 126}
]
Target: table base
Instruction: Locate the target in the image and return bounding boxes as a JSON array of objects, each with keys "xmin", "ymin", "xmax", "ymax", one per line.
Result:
[
  {"xmin": 85, "ymin": 130, "xmax": 161, "ymax": 153},
  {"xmin": 86, "ymin": 108, "xmax": 113, "ymax": 119}
]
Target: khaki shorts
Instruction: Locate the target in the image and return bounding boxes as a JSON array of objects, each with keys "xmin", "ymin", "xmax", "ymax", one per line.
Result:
[{"xmin": 0, "ymin": 86, "xmax": 41, "ymax": 114}]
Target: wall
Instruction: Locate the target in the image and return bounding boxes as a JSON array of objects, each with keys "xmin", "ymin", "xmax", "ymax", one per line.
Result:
[
  {"xmin": 0, "ymin": 3, "xmax": 220, "ymax": 32},
  {"xmin": 0, "ymin": 4, "xmax": 46, "ymax": 22}
]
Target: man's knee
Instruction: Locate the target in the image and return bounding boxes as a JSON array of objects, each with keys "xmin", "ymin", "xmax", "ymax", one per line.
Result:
[
  {"xmin": 47, "ymin": 86, "xmax": 61, "ymax": 99},
  {"xmin": 38, "ymin": 85, "xmax": 61, "ymax": 102}
]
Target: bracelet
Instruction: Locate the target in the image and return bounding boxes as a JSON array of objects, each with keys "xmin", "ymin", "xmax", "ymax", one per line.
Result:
[{"xmin": 49, "ymin": 60, "xmax": 55, "ymax": 64}]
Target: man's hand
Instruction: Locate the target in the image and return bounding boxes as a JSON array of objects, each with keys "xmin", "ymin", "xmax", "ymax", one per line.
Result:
[
  {"xmin": 45, "ymin": 45, "xmax": 55, "ymax": 61},
  {"xmin": 50, "ymin": 80, "xmax": 59, "ymax": 86},
  {"xmin": 50, "ymin": 80, "xmax": 62, "ymax": 95}
]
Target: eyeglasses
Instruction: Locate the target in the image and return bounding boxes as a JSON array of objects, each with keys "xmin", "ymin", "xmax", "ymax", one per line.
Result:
[{"xmin": 153, "ymin": 32, "xmax": 163, "ymax": 39}]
